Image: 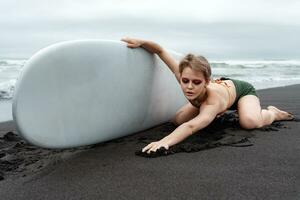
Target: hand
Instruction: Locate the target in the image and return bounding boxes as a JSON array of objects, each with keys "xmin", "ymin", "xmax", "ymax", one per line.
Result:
[
  {"xmin": 142, "ymin": 140, "xmax": 170, "ymax": 154},
  {"xmin": 121, "ymin": 37, "xmax": 144, "ymax": 48}
]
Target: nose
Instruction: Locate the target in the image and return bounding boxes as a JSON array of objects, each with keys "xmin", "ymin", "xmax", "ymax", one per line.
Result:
[{"xmin": 187, "ymin": 82, "xmax": 193, "ymax": 89}]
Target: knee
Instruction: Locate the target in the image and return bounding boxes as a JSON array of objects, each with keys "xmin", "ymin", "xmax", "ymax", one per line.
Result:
[{"xmin": 239, "ymin": 115, "xmax": 263, "ymax": 129}]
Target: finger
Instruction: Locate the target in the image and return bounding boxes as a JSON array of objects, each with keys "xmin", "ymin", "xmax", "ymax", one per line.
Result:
[
  {"xmin": 127, "ymin": 44, "xmax": 136, "ymax": 48},
  {"xmin": 142, "ymin": 146, "xmax": 150, "ymax": 153},
  {"xmin": 147, "ymin": 148, "xmax": 155, "ymax": 154},
  {"xmin": 121, "ymin": 38, "xmax": 134, "ymax": 45},
  {"xmin": 122, "ymin": 38, "xmax": 134, "ymax": 43},
  {"xmin": 148, "ymin": 148, "xmax": 158, "ymax": 154},
  {"xmin": 121, "ymin": 37, "xmax": 130, "ymax": 41},
  {"xmin": 142, "ymin": 143, "xmax": 154, "ymax": 152},
  {"xmin": 147, "ymin": 146, "xmax": 158, "ymax": 154},
  {"xmin": 128, "ymin": 44, "xmax": 140, "ymax": 48}
]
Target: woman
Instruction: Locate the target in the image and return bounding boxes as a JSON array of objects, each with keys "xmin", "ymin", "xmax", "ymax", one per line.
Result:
[{"xmin": 121, "ymin": 37, "xmax": 293, "ymax": 154}]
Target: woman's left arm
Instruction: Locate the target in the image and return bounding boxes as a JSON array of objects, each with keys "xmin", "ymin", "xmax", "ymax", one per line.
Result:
[{"xmin": 142, "ymin": 103, "xmax": 221, "ymax": 154}]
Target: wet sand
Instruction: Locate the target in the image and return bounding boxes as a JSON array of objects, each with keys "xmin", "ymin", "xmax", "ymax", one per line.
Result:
[{"xmin": 0, "ymin": 84, "xmax": 300, "ymax": 200}]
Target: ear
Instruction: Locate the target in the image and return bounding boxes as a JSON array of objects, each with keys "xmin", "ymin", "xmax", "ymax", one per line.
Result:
[{"xmin": 205, "ymin": 78, "xmax": 211, "ymax": 85}]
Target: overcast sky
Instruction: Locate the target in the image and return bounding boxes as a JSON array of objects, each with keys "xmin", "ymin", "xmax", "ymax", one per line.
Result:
[{"xmin": 1, "ymin": 0, "xmax": 300, "ymax": 59}]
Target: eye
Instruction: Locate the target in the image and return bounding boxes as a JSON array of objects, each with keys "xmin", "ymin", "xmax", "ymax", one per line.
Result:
[
  {"xmin": 192, "ymin": 80, "xmax": 202, "ymax": 85},
  {"xmin": 181, "ymin": 78, "xmax": 189, "ymax": 84}
]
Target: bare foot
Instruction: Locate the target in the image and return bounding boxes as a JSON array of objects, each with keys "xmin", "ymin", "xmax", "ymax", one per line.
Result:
[{"xmin": 267, "ymin": 106, "xmax": 294, "ymax": 121}]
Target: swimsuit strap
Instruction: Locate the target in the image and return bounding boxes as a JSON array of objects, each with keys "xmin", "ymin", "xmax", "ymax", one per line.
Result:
[
  {"xmin": 214, "ymin": 79, "xmax": 230, "ymax": 88},
  {"xmin": 212, "ymin": 79, "xmax": 233, "ymax": 109}
]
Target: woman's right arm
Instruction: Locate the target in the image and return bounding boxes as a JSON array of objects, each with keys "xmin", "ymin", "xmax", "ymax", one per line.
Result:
[{"xmin": 121, "ymin": 37, "xmax": 181, "ymax": 83}]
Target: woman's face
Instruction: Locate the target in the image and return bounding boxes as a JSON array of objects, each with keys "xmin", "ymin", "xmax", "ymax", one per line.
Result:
[{"xmin": 180, "ymin": 67, "xmax": 207, "ymax": 100}]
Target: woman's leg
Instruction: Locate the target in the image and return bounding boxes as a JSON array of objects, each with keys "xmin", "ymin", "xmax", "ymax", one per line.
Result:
[
  {"xmin": 237, "ymin": 95, "xmax": 293, "ymax": 129},
  {"xmin": 171, "ymin": 102, "xmax": 199, "ymax": 126}
]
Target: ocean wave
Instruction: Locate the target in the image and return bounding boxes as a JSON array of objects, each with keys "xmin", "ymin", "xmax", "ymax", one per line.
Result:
[
  {"xmin": 211, "ymin": 63, "xmax": 300, "ymax": 69},
  {"xmin": 211, "ymin": 63, "xmax": 269, "ymax": 69},
  {"xmin": 0, "ymin": 61, "xmax": 8, "ymax": 66},
  {"xmin": 211, "ymin": 60, "xmax": 300, "ymax": 70},
  {"xmin": 212, "ymin": 74, "xmax": 248, "ymax": 78},
  {"xmin": 211, "ymin": 59, "xmax": 300, "ymax": 65},
  {"xmin": 0, "ymin": 59, "xmax": 27, "ymax": 67},
  {"xmin": 0, "ymin": 80, "xmax": 16, "ymax": 100}
]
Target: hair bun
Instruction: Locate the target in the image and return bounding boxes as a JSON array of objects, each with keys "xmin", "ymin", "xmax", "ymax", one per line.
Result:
[{"xmin": 185, "ymin": 53, "xmax": 194, "ymax": 62}]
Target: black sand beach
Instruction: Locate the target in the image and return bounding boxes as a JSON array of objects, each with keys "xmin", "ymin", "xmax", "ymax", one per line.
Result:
[{"xmin": 0, "ymin": 84, "xmax": 300, "ymax": 200}]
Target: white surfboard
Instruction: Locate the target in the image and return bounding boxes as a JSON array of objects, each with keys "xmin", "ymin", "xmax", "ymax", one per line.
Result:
[{"xmin": 12, "ymin": 40, "xmax": 187, "ymax": 148}]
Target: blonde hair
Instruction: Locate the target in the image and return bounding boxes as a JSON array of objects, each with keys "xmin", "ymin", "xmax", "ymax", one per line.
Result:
[{"xmin": 179, "ymin": 54, "xmax": 211, "ymax": 82}]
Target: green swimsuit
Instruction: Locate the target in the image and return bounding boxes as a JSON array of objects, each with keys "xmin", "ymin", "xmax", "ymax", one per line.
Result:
[
  {"xmin": 189, "ymin": 77, "xmax": 257, "ymax": 110},
  {"xmin": 220, "ymin": 77, "xmax": 257, "ymax": 110}
]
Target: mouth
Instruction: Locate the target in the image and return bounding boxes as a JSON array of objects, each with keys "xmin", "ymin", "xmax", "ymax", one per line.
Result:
[{"xmin": 186, "ymin": 91, "xmax": 194, "ymax": 96}]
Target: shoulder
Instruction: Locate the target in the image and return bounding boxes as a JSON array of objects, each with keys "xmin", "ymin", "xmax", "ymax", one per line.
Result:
[
  {"xmin": 198, "ymin": 87, "xmax": 225, "ymax": 115},
  {"xmin": 201, "ymin": 85, "xmax": 229, "ymax": 114},
  {"xmin": 204, "ymin": 86, "xmax": 222, "ymax": 106}
]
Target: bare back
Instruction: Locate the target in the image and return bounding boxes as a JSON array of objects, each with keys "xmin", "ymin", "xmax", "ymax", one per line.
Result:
[{"xmin": 205, "ymin": 80, "xmax": 237, "ymax": 114}]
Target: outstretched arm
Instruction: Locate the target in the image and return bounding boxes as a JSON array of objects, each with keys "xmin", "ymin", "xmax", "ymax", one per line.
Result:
[
  {"xmin": 142, "ymin": 102, "xmax": 221, "ymax": 154},
  {"xmin": 121, "ymin": 37, "xmax": 181, "ymax": 83}
]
